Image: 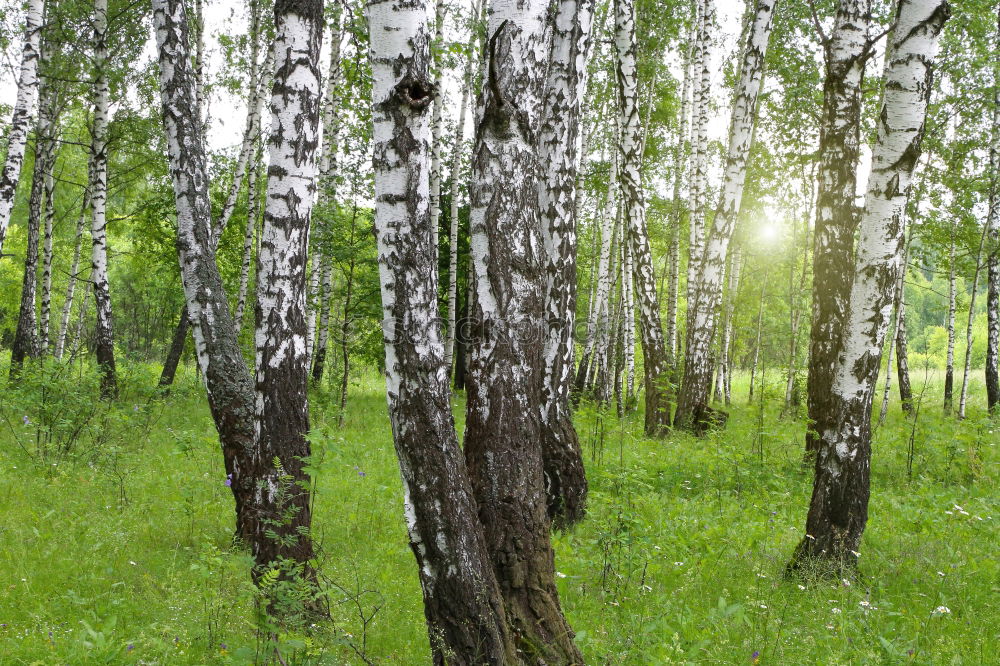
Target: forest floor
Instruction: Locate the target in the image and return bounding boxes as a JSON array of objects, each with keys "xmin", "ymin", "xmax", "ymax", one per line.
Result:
[{"xmin": 0, "ymin": 360, "xmax": 997, "ymax": 664}]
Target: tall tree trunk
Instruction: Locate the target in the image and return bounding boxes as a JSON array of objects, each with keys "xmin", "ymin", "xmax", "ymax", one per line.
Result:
[
  {"xmin": 336, "ymin": 201, "xmax": 359, "ymax": 425},
  {"xmin": 792, "ymin": 0, "xmax": 947, "ymax": 569},
  {"xmin": 720, "ymin": 245, "xmax": 741, "ymax": 406},
  {"xmin": 878, "ymin": 275, "xmax": 902, "ymax": 425},
  {"xmin": 944, "ymin": 217, "xmax": 956, "ymax": 412},
  {"xmin": 55, "ymin": 187, "xmax": 90, "ymax": 359},
  {"xmin": 748, "ymin": 271, "xmax": 766, "ymax": 402},
  {"xmin": 10, "ymin": 78, "xmax": 58, "ymax": 374},
  {"xmin": 616, "ymin": 0, "xmax": 671, "ymax": 435},
  {"xmin": 464, "ymin": 4, "xmax": 582, "ymax": 660},
  {"xmin": 367, "ymin": 0, "xmax": 516, "ymax": 660},
  {"xmin": 805, "ymin": 0, "xmax": 872, "ymax": 454},
  {"xmin": 675, "ymin": 0, "xmax": 776, "ymax": 432},
  {"xmin": 784, "ymin": 197, "xmax": 811, "ymax": 415},
  {"xmin": 251, "ymin": 0, "xmax": 323, "ymax": 574},
  {"xmin": 90, "ymin": 0, "xmax": 117, "ymax": 399},
  {"xmin": 0, "ymin": 0, "xmax": 44, "ymax": 256},
  {"xmin": 537, "ymin": 0, "xmax": 594, "ymax": 527},
  {"xmin": 686, "ymin": 0, "xmax": 715, "ymax": 316},
  {"xmin": 152, "ymin": 0, "xmax": 261, "ymax": 558},
  {"xmin": 235, "ymin": 146, "xmax": 261, "ymax": 333},
  {"xmin": 312, "ymin": 8, "xmax": 343, "ymax": 385},
  {"xmin": 622, "ymin": 228, "xmax": 636, "ymax": 407},
  {"xmin": 985, "ymin": 7, "xmax": 1000, "ymax": 416}
]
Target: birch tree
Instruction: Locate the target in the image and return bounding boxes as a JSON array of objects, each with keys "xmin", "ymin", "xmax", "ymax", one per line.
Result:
[
  {"xmin": 616, "ymin": 0, "xmax": 671, "ymax": 435},
  {"xmin": 687, "ymin": 0, "xmax": 715, "ymax": 312},
  {"xmin": 464, "ymin": 2, "xmax": 582, "ymax": 658},
  {"xmin": 367, "ymin": 0, "xmax": 516, "ymax": 660},
  {"xmin": 986, "ymin": 5, "xmax": 1000, "ymax": 415},
  {"xmin": 0, "ymin": 0, "xmax": 44, "ymax": 257},
  {"xmin": 675, "ymin": 0, "xmax": 777, "ymax": 432},
  {"xmin": 55, "ymin": 188, "xmax": 91, "ymax": 359},
  {"xmin": 792, "ymin": 0, "xmax": 948, "ymax": 568},
  {"xmin": 805, "ymin": 0, "xmax": 872, "ymax": 454},
  {"xmin": 91, "ymin": 0, "xmax": 118, "ymax": 399},
  {"xmin": 251, "ymin": 0, "xmax": 324, "ymax": 572},
  {"xmin": 538, "ymin": 0, "xmax": 595, "ymax": 527},
  {"xmin": 152, "ymin": 0, "xmax": 263, "ymax": 562}
]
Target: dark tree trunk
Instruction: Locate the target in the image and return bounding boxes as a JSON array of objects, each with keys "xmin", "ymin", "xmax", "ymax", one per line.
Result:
[
  {"xmin": 464, "ymin": 6, "xmax": 581, "ymax": 661},
  {"xmin": 805, "ymin": 0, "xmax": 871, "ymax": 454},
  {"xmin": 158, "ymin": 307, "xmax": 190, "ymax": 388},
  {"xmin": 895, "ymin": 288, "xmax": 914, "ymax": 415}
]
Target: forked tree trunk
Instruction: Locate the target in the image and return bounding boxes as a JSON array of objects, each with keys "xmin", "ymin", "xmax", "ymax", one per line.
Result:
[
  {"xmin": 616, "ymin": 0, "xmax": 671, "ymax": 435},
  {"xmin": 805, "ymin": 0, "xmax": 872, "ymax": 454},
  {"xmin": 368, "ymin": 0, "xmax": 516, "ymax": 661},
  {"xmin": 0, "ymin": 0, "xmax": 44, "ymax": 256},
  {"xmin": 251, "ymin": 0, "xmax": 323, "ymax": 574},
  {"xmin": 90, "ymin": 0, "xmax": 117, "ymax": 399},
  {"xmin": 152, "ymin": 0, "xmax": 260, "ymax": 555},
  {"xmin": 464, "ymin": 4, "xmax": 582, "ymax": 661},
  {"xmin": 675, "ymin": 0, "xmax": 776, "ymax": 432},
  {"xmin": 537, "ymin": 0, "xmax": 594, "ymax": 527},
  {"xmin": 792, "ymin": 0, "xmax": 948, "ymax": 569},
  {"xmin": 944, "ymin": 218, "xmax": 956, "ymax": 412}
]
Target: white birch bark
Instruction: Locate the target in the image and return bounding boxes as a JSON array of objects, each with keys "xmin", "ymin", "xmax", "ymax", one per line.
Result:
[
  {"xmin": 615, "ymin": 0, "xmax": 671, "ymax": 434},
  {"xmin": 958, "ymin": 226, "xmax": 988, "ymax": 419},
  {"xmin": 90, "ymin": 0, "xmax": 117, "ymax": 398},
  {"xmin": 796, "ymin": 0, "xmax": 949, "ymax": 566},
  {"xmin": 985, "ymin": 7, "xmax": 1000, "ymax": 415},
  {"xmin": 0, "ymin": 0, "xmax": 44, "ymax": 256},
  {"xmin": 538, "ymin": 0, "xmax": 595, "ymax": 525},
  {"xmin": 252, "ymin": 0, "xmax": 324, "ymax": 569},
  {"xmin": 944, "ymin": 218, "xmax": 956, "ymax": 411},
  {"xmin": 40, "ymin": 171, "xmax": 55, "ymax": 355},
  {"xmin": 675, "ymin": 0, "xmax": 775, "ymax": 431},
  {"xmin": 368, "ymin": 0, "xmax": 514, "ymax": 659}
]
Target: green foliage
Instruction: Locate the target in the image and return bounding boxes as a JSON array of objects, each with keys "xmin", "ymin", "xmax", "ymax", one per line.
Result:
[{"xmin": 0, "ymin": 362, "xmax": 995, "ymax": 663}]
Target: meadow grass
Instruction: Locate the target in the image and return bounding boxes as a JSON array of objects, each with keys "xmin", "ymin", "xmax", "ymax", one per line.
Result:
[{"xmin": 0, "ymin": 360, "xmax": 996, "ymax": 664}]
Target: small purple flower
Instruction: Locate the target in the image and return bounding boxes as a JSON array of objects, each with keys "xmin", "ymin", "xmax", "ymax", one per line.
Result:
[
  {"xmin": 353, "ymin": 465, "xmax": 366, "ymax": 477},
  {"xmin": 127, "ymin": 643, "xmax": 134, "ymax": 651},
  {"xmin": 220, "ymin": 642, "xmax": 227, "ymax": 649},
  {"xmin": 133, "ymin": 405, "xmax": 139, "ymax": 412},
  {"xmin": 225, "ymin": 473, "xmax": 232, "ymax": 487},
  {"xmin": 22, "ymin": 415, "xmax": 30, "ymax": 426},
  {"xmin": 751, "ymin": 650, "xmax": 760, "ymax": 663}
]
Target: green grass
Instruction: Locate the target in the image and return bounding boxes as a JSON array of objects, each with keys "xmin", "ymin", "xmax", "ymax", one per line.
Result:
[{"xmin": 0, "ymin": 360, "xmax": 996, "ymax": 664}]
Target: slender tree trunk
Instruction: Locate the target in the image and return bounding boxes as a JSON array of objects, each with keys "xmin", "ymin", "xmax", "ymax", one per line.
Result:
[
  {"xmin": 56, "ymin": 188, "xmax": 90, "ymax": 359},
  {"xmin": 71, "ymin": 278, "xmax": 90, "ymax": 361},
  {"xmin": 895, "ymin": 276, "xmax": 914, "ymax": 414},
  {"xmin": 10, "ymin": 80, "xmax": 58, "ymax": 374},
  {"xmin": 91, "ymin": 0, "xmax": 117, "ymax": 399},
  {"xmin": 945, "ymin": 217, "xmax": 956, "ymax": 412},
  {"xmin": 720, "ymin": 245, "xmax": 741, "ymax": 406},
  {"xmin": 337, "ymin": 202, "xmax": 359, "ymax": 425},
  {"xmin": 959, "ymin": 225, "xmax": 989, "ymax": 419},
  {"xmin": 152, "ymin": 0, "xmax": 261, "ymax": 556},
  {"xmin": 537, "ymin": 0, "xmax": 594, "ymax": 527},
  {"xmin": 235, "ymin": 146, "xmax": 260, "ymax": 333},
  {"xmin": 368, "ymin": 1, "xmax": 516, "ymax": 660},
  {"xmin": 251, "ymin": 0, "xmax": 323, "ymax": 575},
  {"xmin": 622, "ymin": 229, "xmax": 636, "ymax": 408},
  {"xmin": 792, "ymin": 0, "xmax": 947, "ymax": 569},
  {"xmin": 616, "ymin": 0, "xmax": 671, "ymax": 435},
  {"xmin": 312, "ymin": 10, "xmax": 343, "ymax": 385},
  {"xmin": 985, "ymin": 8, "xmax": 1000, "ymax": 415},
  {"xmin": 748, "ymin": 271, "xmax": 766, "ymax": 402},
  {"xmin": 686, "ymin": 0, "xmax": 715, "ymax": 315},
  {"xmin": 675, "ymin": 0, "xmax": 776, "ymax": 432},
  {"xmin": 878, "ymin": 272, "xmax": 903, "ymax": 425},
  {"xmin": 805, "ymin": 0, "xmax": 872, "ymax": 454},
  {"xmin": 444, "ymin": 0, "xmax": 480, "ymax": 375},
  {"xmin": 0, "ymin": 0, "xmax": 44, "ymax": 256},
  {"xmin": 464, "ymin": 4, "xmax": 582, "ymax": 660},
  {"xmin": 158, "ymin": 308, "xmax": 190, "ymax": 387},
  {"xmin": 40, "ymin": 171, "xmax": 55, "ymax": 355}
]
